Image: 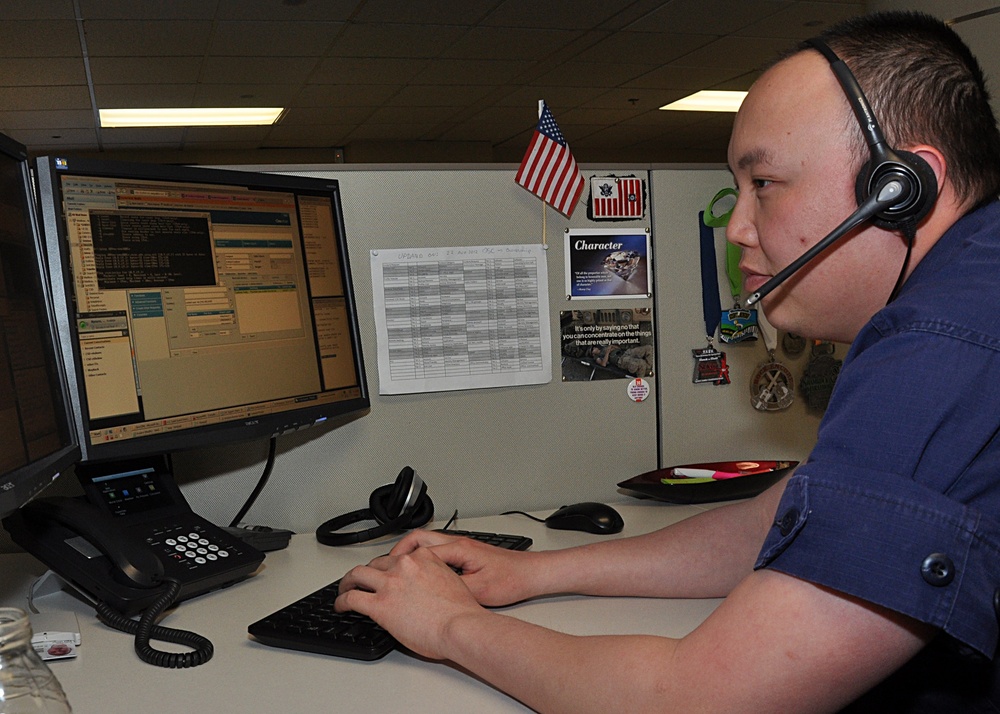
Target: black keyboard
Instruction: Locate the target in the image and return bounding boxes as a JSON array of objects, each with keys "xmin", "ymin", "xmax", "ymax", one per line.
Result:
[{"xmin": 247, "ymin": 529, "xmax": 533, "ymax": 661}]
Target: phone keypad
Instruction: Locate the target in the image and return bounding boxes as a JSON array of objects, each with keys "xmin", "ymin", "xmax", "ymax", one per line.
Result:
[{"xmin": 147, "ymin": 524, "xmax": 235, "ymax": 570}]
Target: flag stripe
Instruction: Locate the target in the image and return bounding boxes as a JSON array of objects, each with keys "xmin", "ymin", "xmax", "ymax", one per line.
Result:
[{"xmin": 514, "ymin": 102, "xmax": 584, "ymax": 217}]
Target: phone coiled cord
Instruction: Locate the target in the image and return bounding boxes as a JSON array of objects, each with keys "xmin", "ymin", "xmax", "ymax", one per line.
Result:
[{"xmin": 95, "ymin": 578, "xmax": 214, "ymax": 668}]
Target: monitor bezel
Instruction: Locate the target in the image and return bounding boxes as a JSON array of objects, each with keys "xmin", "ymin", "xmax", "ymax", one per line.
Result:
[
  {"xmin": 0, "ymin": 134, "xmax": 80, "ymax": 518},
  {"xmin": 35, "ymin": 155, "xmax": 369, "ymax": 464}
]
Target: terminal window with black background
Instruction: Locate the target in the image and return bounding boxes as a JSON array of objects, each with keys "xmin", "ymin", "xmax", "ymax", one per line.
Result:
[{"xmin": 59, "ymin": 174, "xmax": 361, "ymax": 445}]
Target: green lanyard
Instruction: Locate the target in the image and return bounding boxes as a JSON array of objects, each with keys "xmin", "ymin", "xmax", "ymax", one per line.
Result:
[{"xmin": 704, "ymin": 188, "xmax": 742, "ymax": 303}]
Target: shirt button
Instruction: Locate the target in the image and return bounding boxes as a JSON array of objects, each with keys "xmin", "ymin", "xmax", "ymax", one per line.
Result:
[
  {"xmin": 776, "ymin": 509, "xmax": 799, "ymax": 537},
  {"xmin": 920, "ymin": 553, "xmax": 955, "ymax": 586}
]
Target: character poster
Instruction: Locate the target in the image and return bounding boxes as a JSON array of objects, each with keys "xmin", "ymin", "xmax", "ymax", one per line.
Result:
[{"xmin": 564, "ymin": 228, "xmax": 651, "ymax": 299}]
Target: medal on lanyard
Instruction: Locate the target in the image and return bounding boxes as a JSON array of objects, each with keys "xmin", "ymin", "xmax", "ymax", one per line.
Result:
[
  {"xmin": 705, "ymin": 189, "xmax": 758, "ymax": 344},
  {"xmin": 800, "ymin": 340, "xmax": 842, "ymax": 411},
  {"xmin": 750, "ymin": 310, "xmax": 794, "ymax": 411},
  {"xmin": 693, "ymin": 210, "xmax": 730, "ymax": 385}
]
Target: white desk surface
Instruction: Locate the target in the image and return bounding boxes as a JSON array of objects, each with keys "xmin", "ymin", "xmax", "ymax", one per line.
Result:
[{"xmin": 0, "ymin": 501, "xmax": 724, "ymax": 714}]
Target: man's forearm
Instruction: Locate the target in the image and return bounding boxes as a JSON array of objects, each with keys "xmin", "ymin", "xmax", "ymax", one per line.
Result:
[{"xmin": 521, "ymin": 476, "xmax": 789, "ymax": 600}]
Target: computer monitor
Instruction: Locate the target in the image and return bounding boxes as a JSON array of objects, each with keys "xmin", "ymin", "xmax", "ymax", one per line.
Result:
[
  {"xmin": 35, "ymin": 156, "xmax": 369, "ymax": 465},
  {"xmin": 0, "ymin": 135, "xmax": 80, "ymax": 518}
]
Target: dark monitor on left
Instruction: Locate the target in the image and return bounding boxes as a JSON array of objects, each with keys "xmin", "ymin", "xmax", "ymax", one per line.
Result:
[{"xmin": 0, "ymin": 133, "xmax": 80, "ymax": 518}]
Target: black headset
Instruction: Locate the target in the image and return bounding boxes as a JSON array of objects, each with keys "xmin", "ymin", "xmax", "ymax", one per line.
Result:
[
  {"xmin": 315, "ymin": 466, "xmax": 434, "ymax": 546},
  {"xmin": 806, "ymin": 38, "xmax": 938, "ymax": 230},
  {"xmin": 746, "ymin": 38, "xmax": 939, "ymax": 306}
]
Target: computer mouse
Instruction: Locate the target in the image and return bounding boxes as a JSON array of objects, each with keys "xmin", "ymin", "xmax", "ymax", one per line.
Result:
[{"xmin": 544, "ymin": 502, "xmax": 624, "ymax": 535}]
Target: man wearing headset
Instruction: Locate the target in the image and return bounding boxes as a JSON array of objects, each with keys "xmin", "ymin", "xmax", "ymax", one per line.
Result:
[{"xmin": 337, "ymin": 12, "xmax": 1000, "ymax": 712}]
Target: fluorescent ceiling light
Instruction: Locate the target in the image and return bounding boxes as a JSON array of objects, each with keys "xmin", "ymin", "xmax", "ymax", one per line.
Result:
[
  {"xmin": 660, "ymin": 91, "xmax": 747, "ymax": 112},
  {"xmin": 99, "ymin": 107, "xmax": 284, "ymax": 128}
]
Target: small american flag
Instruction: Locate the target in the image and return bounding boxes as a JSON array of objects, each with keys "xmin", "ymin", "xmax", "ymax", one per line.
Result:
[
  {"xmin": 591, "ymin": 177, "xmax": 644, "ymax": 218},
  {"xmin": 515, "ymin": 101, "xmax": 585, "ymax": 217}
]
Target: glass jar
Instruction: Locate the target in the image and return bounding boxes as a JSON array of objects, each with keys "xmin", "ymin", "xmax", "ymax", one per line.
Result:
[{"xmin": 0, "ymin": 608, "xmax": 72, "ymax": 713}]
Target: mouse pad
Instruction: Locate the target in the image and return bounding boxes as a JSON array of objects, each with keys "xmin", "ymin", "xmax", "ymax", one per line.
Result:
[{"xmin": 618, "ymin": 460, "xmax": 797, "ymax": 504}]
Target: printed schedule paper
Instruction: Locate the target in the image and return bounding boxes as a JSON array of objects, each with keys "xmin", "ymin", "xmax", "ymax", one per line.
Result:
[{"xmin": 370, "ymin": 244, "xmax": 552, "ymax": 395}]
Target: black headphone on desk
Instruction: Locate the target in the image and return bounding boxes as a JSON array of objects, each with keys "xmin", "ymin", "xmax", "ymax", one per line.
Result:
[
  {"xmin": 315, "ymin": 466, "xmax": 434, "ymax": 546},
  {"xmin": 746, "ymin": 37, "xmax": 939, "ymax": 306}
]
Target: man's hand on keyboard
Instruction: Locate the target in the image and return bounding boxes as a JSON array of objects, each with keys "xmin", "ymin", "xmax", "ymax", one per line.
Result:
[
  {"xmin": 334, "ymin": 545, "xmax": 487, "ymax": 660},
  {"xmin": 388, "ymin": 529, "xmax": 537, "ymax": 607}
]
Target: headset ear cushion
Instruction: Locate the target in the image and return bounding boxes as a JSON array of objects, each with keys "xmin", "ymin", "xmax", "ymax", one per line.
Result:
[
  {"xmin": 369, "ymin": 468, "xmax": 433, "ymax": 528},
  {"xmin": 383, "ymin": 466, "xmax": 415, "ymax": 518},
  {"xmin": 855, "ymin": 149, "xmax": 938, "ymax": 230}
]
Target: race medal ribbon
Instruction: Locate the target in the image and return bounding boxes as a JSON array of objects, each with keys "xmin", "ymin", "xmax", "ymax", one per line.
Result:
[
  {"xmin": 705, "ymin": 189, "xmax": 758, "ymax": 344},
  {"xmin": 750, "ymin": 310, "xmax": 794, "ymax": 411},
  {"xmin": 693, "ymin": 210, "xmax": 729, "ymax": 385}
]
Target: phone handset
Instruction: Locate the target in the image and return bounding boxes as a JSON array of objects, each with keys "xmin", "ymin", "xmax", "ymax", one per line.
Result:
[
  {"xmin": 17, "ymin": 496, "xmax": 213, "ymax": 668},
  {"xmin": 20, "ymin": 496, "xmax": 164, "ymax": 587}
]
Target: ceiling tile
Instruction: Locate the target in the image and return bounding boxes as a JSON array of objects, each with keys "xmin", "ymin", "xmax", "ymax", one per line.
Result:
[
  {"xmin": 0, "ymin": 58, "xmax": 86, "ymax": 86},
  {"xmin": 0, "ymin": 1, "xmax": 77, "ymax": 21},
  {"xmin": 280, "ymin": 107, "xmax": 374, "ymax": 126},
  {"xmin": 6, "ymin": 127, "xmax": 100, "ymax": 149},
  {"xmin": 440, "ymin": 27, "xmax": 586, "ymax": 61},
  {"xmin": 214, "ymin": 0, "xmax": 360, "ymax": 22},
  {"xmin": 208, "ymin": 21, "xmax": 342, "ymax": 56},
  {"xmin": 100, "ymin": 127, "xmax": 186, "ymax": 144},
  {"xmin": 94, "ymin": 83, "xmax": 197, "ymax": 107},
  {"xmin": 263, "ymin": 124, "xmax": 354, "ymax": 146},
  {"xmin": 79, "ymin": 0, "xmax": 220, "ymax": 20},
  {"xmin": 309, "ymin": 57, "xmax": 429, "ymax": 85},
  {"xmin": 199, "ymin": 57, "xmax": 319, "ymax": 85},
  {"xmin": 411, "ymin": 59, "xmax": 537, "ymax": 86},
  {"xmin": 482, "ymin": 0, "xmax": 633, "ymax": 30},
  {"xmin": 570, "ymin": 31, "xmax": 715, "ymax": 65},
  {"xmin": 193, "ymin": 84, "xmax": 299, "ymax": 106},
  {"xmin": 386, "ymin": 84, "xmax": 495, "ymax": 107},
  {"xmin": 735, "ymin": 1, "xmax": 867, "ymax": 37},
  {"xmin": 89, "ymin": 57, "xmax": 204, "ymax": 85},
  {"xmin": 0, "ymin": 85, "xmax": 92, "ymax": 110},
  {"xmin": 0, "ymin": 21, "xmax": 81, "ymax": 58},
  {"xmin": 295, "ymin": 83, "xmax": 404, "ymax": 107},
  {"xmin": 0, "ymin": 109, "xmax": 95, "ymax": 129},
  {"xmin": 327, "ymin": 23, "xmax": 468, "ymax": 58},
  {"xmin": 352, "ymin": 0, "xmax": 496, "ymax": 25},
  {"xmin": 82, "ymin": 20, "xmax": 214, "ymax": 56},
  {"xmin": 530, "ymin": 60, "xmax": 661, "ymax": 89},
  {"xmin": 635, "ymin": 0, "xmax": 794, "ymax": 35}
]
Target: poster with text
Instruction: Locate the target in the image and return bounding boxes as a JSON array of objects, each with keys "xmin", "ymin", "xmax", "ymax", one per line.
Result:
[
  {"xmin": 560, "ymin": 308, "xmax": 655, "ymax": 381},
  {"xmin": 565, "ymin": 228, "xmax": 651, "ymax": 299}
]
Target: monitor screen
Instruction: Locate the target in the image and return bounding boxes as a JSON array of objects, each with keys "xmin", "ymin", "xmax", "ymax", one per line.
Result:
[
  {"xmin": 35, "ymin": 156, "xmax": 369, "ymax": 463},
  {"xmin": 0, "ymin": 135, "xmax": 80, "ymax": 518}
]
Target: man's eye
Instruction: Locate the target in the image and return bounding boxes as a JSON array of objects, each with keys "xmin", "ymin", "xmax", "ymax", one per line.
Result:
[{"xmin": 752, "ymin": 178, "xmax": 773, "ymax": 189}]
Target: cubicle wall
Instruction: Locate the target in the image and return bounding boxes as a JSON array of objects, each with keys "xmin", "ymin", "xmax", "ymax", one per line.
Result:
[
  {"xmin": 652, "ymin": 170, "xmax": 834, "ymax": 466},
  {"xmin": 1, "ymin": 164, "xmax": 828, "ymax": 549}
]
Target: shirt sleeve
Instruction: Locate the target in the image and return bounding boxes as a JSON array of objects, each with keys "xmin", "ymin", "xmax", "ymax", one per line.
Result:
[
  {"xmin": 757, "ymin": 470, "xmax": 1000, "ymax": 657},
  {"xmin": 755, "ymin": 327, "xmax": 1000, "ymax": 658}
]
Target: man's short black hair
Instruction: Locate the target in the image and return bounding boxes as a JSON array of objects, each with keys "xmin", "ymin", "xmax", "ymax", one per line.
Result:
[{"xmin": 803, "ymin": 11, "xmax": 1000, "ymax": 209}]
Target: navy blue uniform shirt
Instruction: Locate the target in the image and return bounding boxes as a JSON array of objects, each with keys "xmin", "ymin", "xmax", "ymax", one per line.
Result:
[{"xmin": 756, "ymin": 201, "xmax": 1000, "ymax": 707}]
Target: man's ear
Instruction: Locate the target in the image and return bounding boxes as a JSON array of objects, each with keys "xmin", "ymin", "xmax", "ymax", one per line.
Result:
[{"xmin": 908, "ymin": 144, "xmax": 946, "ymax": 195}]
